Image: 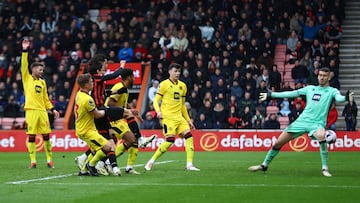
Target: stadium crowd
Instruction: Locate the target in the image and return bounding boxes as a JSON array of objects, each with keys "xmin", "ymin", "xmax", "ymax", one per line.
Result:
[{"xmin": 0, "ymin": 0, "xmax": 347, "ymax": 130}]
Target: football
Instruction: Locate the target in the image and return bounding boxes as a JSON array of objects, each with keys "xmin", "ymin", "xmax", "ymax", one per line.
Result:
[{"xmin": 325, "ymin": 130, "xmax": 337, "ymax": 144}]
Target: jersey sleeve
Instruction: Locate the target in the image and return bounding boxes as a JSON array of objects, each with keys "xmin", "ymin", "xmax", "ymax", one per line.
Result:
[
  {"xmin": 272, "ymin": 86, "xmax": 310, "ymax": 98},
  {"xmin": 43, "ymin": 80, "xmax": 54, "ymax": 110},
  {"xmin": 333, "ymin": 88, "xmax": 346, "ymax": 102},
  {"xmin": 87, "ymin": 97, "xmax": 96, "ymax": 112},
  {"xmin": 21, "ymin": 51, "xmax": 31, "ymax": 82},
  {"xmin": 180, "ymin": 82, "xmax": 190, "ymax": 122},
  {"xmin": 153, "ymin": 81, "xmax": 167, "ymax": 113}
]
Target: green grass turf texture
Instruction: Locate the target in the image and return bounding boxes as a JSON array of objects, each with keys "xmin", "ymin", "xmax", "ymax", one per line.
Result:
[{"xmin": 0, "ymin": 151, "xmax": 359, "ymax": 203}]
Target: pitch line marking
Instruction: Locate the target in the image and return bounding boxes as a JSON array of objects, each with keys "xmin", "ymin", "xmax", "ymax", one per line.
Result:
[
  {"xmin": 27, "ymin": 182, "xmax": 360, "ymax": 189},
  {"xmin": 5, "ymin": 160, "xmax": 176, "ymax": 185}
]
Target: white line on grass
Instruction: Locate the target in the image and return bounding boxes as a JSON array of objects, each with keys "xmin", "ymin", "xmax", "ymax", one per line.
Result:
[
  {"xmin": 5, "ymin": 160, "xmax": 176, "ymax": 185},
  {"xmin": 27, "ymin": 182, "xmax": 360, "ymax": 189}
]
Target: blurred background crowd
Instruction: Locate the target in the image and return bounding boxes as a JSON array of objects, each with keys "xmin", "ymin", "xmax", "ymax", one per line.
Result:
[{"xmin": 0, "ymin": 0, "xmax": 354, "ymax": 130}]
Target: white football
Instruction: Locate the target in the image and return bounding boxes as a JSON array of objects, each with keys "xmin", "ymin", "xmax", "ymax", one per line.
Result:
[{"xmin": 325, "ymin": 130, "xmax": 337, "ymax": 144}]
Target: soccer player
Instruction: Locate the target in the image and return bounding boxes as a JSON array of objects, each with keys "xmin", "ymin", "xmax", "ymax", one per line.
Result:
[
  {"xmin": 75, "ymin": 73, "xmax": 131, "ymax": 176},
  {"xmin": 144, "ymin": 63, "xmax": 200, "ymax": 171},
  {"xmin": 248, "ymin": 67, "xmax": 354, "ymax": 177},
  {"xmin": 101, "ymin": 68, "xmax": 156, "ymax": 175},
  {"xmin": 21, "ymin": 38, "xmax": 60, "ymax": 169}
]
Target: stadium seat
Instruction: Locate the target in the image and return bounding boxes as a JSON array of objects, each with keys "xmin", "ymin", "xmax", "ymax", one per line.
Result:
[
  {"xmin": 279, "ymin": 116, "xmax": 289, "ymax": 129},
  {"xmin": 266, "ymin": 106, "xmax": 279, "ymax": 115}
]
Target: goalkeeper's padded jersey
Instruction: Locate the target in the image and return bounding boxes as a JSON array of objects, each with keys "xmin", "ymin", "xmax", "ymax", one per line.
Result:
[
  {"xmin": 104, "ymin": 82, "xmax": 128, "ymax": 108},
  {"xmin": 272, "ymin": 85, "xmax": 346, "ymax": 126},
  {"xmin": 21, "ymin": 52, "xmax": 53, "ymax": 111},
  {"xmin": 153, "ymin": 78, "xmax": 190, "ymax": 121},
  {"xmin": 75, "ymin": 90, "xmax": 97, "ymax": 136}
]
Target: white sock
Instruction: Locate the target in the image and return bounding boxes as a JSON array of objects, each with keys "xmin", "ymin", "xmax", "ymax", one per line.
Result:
[{"xmin": 186, "ymin": 162, "xmax": 193, "ymax": 168}]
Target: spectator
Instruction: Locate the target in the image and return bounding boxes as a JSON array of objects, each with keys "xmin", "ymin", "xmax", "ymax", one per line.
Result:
[
  {"xmin": 289, "ymin": 102, "xmax": 303, "ymax": 124},
  {"xmin": 238, "ymin": 105, "xmax": 252, "ymax": 129},
  {"xmin": 117, "ymin": 41, "xmax": 134, "ymax": 62},
  {"xmin": 269, "ymin": 64, "xmax": 282, "ymax": 91},
  {"xmin": 195, "ymin": 113, "xmax": 213, "ymax": 129},
  {"xmin": 279, "ymin": 98, "xmax": 292, "ymax": 117},
  {"xmin": 307, "ymin": 67, "xmax": 319, "ymax": 86},
  {"xmin": 342, "ymin": 100, "xmax": 358, "ymax": 131},
  {"xmin": 54, "ymin": 95, "xmax": 68, "ymax": 117},
  {"xmin": 325, "ymin": 19, "xmax": 343, "ymax": 44},
  {"xmin": 263, "ymin": 113, "xmax": 280, "ymax": 129},
  {"xmin": 327, "ymin": 102, "xmax": 338, "ymax": 131},
  {"xmin": 251, "ymin": 109, "xmax": 264, "ymax": 129},
  {"xmin": 291, "ymin": 59, "xmax": 309, "ymax": 85},
  {"xmin": 256, "ymin": 68, "xmax": 270, "ymax": 89},
  {"xmin": 148, "ymin": 79, "xmax": 159, "ymax": 103},
  {"xmin": 228, "ymin": 105, "xmax": 240, "ymax": 128},
  {"xmin": 141, "ymin": 111, "xmax": 158, "ymax": 130},
  {"xmin": 212, "ymin": 102, "xmax": 227, "ymax": 129}
]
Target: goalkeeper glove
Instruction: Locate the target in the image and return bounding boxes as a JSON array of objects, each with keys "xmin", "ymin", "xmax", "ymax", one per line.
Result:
[
  {"xmin": 346, "ymin": 90, "xmax": 354, "ymax": 102},
  {"xmin": 259, "ymin": 92, "xmax": 271, "ymax": 101}
]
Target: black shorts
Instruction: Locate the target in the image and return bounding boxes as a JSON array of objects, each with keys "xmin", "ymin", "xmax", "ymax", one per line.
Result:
[{"xmin": 94, "ymin": 116, "xmax": 112, "ymax": 139}]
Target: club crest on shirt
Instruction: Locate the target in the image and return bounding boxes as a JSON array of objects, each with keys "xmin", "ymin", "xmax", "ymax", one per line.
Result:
[
  {"xmin": 312, "ymin": 93, "xmax": 321, "ymax": 101},
  {"xmin": 35, "ymin": 85, "xmax": 42, "ymax": 94},
  {"xmin": 88, "ymin": 99, "xmax": 95, "ymax": 107}
]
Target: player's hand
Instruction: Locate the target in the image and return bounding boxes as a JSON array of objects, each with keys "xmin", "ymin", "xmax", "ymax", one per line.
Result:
[
  {"xmin": 259, "ymin": 92, "xmax": 270, "ymax": 101},
  {"xmin": 52, "ymin": 109, "xmax": 60, "ymax": 119},
  {"xmin": 189, "ymin": 120, "xmax": 195, "ymax": 129},
  {"xmin": 156, "ymin": 112, "xmax": 163, "ymax": 119},
  {"xmin": 22, "ymin": 38, "xmax": 30, "ymax": 50},
  {"xmin": 120, "ymin": 60, "xmax": 126, "ymax": 68},
  {"xmin": 346, "ymin": 90, "xmax": 355, "ymax": 102},
  {"xmin": 131, "ymin": 109, "xmax": 144, "ymax": 123}
]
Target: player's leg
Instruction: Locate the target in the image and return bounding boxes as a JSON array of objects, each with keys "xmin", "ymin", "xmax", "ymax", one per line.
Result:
[
  {"xmin": 248, "ymin": 131, "xmax": 294, "ymax": 172},
  {"xmin": 122, "ymin": 132, "xmax": 140, "ymax": 174},
  {"xmin": 38, "ymin": 110, "xmax": 54, "ymax": 168},
  {"xmin": 127, "ymin": 117, "xmax": 156, "ymax": 148},
  {"xmin": 25, "ymin": 110, "xmax": 40, "ymax": 168},
  {"xmin": 312, "ymin": 128, "xmax": 332, "ymax": 177},
  {"xmin": 27, "ymin": 134, "xmax": 37, "ymax": 168},
  {"xmin": 145, "ymin": 119, "xmax": 175, "ymax": 171},
  {"xmin": 179, "ymin": 119, "xmax": 200, "ymax": 171},
  {"xmin": 84, "ymin": 130, "xmax": 119, "ymax": 176}
]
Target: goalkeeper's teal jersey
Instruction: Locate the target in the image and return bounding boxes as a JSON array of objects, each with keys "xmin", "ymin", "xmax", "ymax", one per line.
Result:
[{"xmin": 272, "ymin": 85, "xmax": 346, "ymax": 127}]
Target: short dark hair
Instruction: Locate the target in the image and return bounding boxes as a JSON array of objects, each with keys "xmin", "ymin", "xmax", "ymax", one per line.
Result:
[
  {"xmin": 319, "ymin": 67, "xmax": 330, "ymax": 73},
  {"xmin": 77, "ymin": 73, "xmax": 91, "ymax": 88},
  {"xmin": 30, "ymin": 62, "xmax": 44, "ymax": 69},
  {"xmin": 168, "ymin": 63, "xmax": 182, "ymax": 70},
  {"xmin": 87, "ymin": 54, "xmax": 107, "ymax": 74},
  {"xmin": 120, "ymin": 68, "xmax": 134, "ymax": 80}
]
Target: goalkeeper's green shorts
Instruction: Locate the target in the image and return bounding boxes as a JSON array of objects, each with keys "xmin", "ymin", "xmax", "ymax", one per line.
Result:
[{"xmin": 285, "ymin": 120, "xmax": 324, "ymax": 140}]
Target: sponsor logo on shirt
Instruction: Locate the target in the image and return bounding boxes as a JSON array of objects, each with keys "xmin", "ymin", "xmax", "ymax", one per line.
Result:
[{"xmin": 312, "ymin": 93, "xmax": 321, "ymax": 101}]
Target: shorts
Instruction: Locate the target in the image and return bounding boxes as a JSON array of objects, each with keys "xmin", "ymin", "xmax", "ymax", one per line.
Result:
[
  {"xmin": 161, "ymin": 116, "xmax": 190, "ymax": 137},
  {"xmin": 94, "ymin": 117, "xmax": 112, "ymax": 139},
  {"xmin": 110, "ymin": 119, "xmax": 131, "ymax": 140},
  {"xmin": 25, "ymin": 109, "xmax": 51, "ymax": 135},
  {"xmin": 76, "ymin": 129, "xmax": 108, "ymax": 152},
  {"xmin": 285, "ymin": 120, "xmax": 324, "ymax": 140}
]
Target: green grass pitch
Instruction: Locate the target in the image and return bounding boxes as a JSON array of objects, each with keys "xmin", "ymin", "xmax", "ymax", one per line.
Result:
[{"xmin": 0, "ymin": 151, "xmax": 359, "ymax": 203}]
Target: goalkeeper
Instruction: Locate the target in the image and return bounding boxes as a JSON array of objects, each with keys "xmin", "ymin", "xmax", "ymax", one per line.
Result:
[{"xmin": 248, "ymin": 67, "xmax": 354, "ymax": 177}]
